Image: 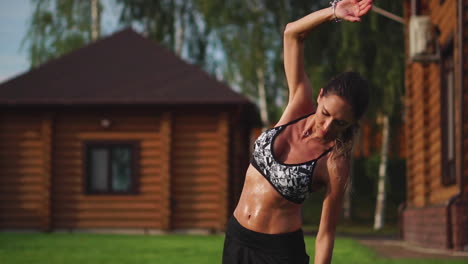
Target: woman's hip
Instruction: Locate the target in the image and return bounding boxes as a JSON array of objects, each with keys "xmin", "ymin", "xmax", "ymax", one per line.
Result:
[{"xmin": 222, "ymin": 215, "xmax": 309, "ymax": 264}]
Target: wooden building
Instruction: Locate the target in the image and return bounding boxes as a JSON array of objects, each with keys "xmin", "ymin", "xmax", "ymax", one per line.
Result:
[
  {"xmin": 0, "ymin": 29, "xmax": 258, "ymax": 233},
  {"xmin": 402, "ymin": 0, "xmax": 468, "ymax": 251}
]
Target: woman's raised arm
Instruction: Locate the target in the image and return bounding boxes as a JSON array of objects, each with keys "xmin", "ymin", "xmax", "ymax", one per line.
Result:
[{"xmin": 277, "ymin": 0, "xmax": 373, "ymax": 126}]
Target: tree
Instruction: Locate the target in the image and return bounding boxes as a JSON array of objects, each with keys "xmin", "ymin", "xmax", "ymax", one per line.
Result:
[
  {"xmin": 22, "ymin": 0, "xmax": 103, "ymax": 68},
  {"xmin": 322, "ymin": 3, "xmax": 404, "ymax": 226},
  {"xmin": 91, "ymin": 0, "xmax": 101, "ymax": 41},
  {"xmin": 118, "ymin": 0, "xmax": 211, "ymax": 67},
  {"xmin": 333, "ymin": 3, "xmax": 405, "ymax": 229},
  {"xmin": 369, "ymin": 3, "xmax": 404, "ymax": 230},
  {"xmin": 196, "ymin": 0, "xmax": 335, "ymax": 127}
]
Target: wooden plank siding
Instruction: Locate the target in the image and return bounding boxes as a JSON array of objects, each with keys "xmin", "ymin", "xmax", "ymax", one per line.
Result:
[
  {"xmin": 52, "ymin": 111, "xmax": 165, "ymax": 229},
  {"xmin": 0, "ymin": 113, "xmax": 47, "ymax": 229},
  {"xmin": 400, "ymin": 0, "xmax": 468, "ymax": 251},
  {"xmin": 405, "ymin": 62, "xmax": 414, "ymax": 205},
  {"xmin": 405, "ymin": 0, "xmax": 463, "ymax": 208},
  {"xmin": 1, "ymin": 108, "xmax": 241, "ymax": 231},
  {"xmin": 227, "ymin": 107, "xmax": 251, "ymax": 220},
  {"xmin": 218, "ymin": 113, "xmax": 229, "ymax": 228},
  {"xmin": 170, "ymin": 112, "xmax": 228, "ymax": 230},
  {"xmin": 406, "ymin": 63, "xmax": 429, "ymax": 207}
]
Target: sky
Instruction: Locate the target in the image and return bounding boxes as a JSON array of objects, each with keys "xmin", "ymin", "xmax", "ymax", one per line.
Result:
[
  {"xmin": 0, "ymin": 0, "xmax": 122, "ymax": 83},
  {"xmin": 0, "ymin": 0, "xmax": 31, "ymax": 83}
]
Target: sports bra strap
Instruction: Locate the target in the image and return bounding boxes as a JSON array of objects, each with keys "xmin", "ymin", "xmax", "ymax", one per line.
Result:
[
  {"xmin": 316, "ymin": 147, "xmax": 333, "ymax": 160},
  {"xmin": 281, "ymin": 112, "xmax": 315, "ymax": 127}
]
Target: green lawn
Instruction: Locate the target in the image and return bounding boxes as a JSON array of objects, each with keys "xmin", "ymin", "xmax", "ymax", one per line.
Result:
[
  {"xmin": 303, "ymin": 222, "xmax": 399, "ymax": 237},
  {"xmin": 0, "ymin": 233, "xmax": 465, "ymax": 264}
]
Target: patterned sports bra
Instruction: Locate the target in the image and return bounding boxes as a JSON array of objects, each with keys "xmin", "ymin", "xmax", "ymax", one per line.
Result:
[{"xmin": 251, "ymin": 112, "xmax": 332, "ymax": 204}]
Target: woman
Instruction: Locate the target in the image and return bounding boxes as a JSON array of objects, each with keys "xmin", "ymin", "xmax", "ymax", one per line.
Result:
[{"xmin": 222, "ymin": 0, "xmax": 373, "ymax": 263}]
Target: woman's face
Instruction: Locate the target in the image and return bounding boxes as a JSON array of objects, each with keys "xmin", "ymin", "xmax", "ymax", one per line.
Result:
[{"xmin": 315, "ymin": 89, "xmax": 356, "ymax": 140}]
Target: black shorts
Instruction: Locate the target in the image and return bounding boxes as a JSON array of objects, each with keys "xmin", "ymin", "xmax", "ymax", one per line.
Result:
[{"xmin": 222, "ymin": 215, "xmax": 310, "ymax": 264}]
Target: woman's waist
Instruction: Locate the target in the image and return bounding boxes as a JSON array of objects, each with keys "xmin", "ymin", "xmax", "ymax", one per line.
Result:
[
  {"xmin": 225, "ymin": 214, "xmax": 306, "ymax": 256},
  {"xmin": 233, "ymin": 203, "xmax": 302, "ymax": 234}
]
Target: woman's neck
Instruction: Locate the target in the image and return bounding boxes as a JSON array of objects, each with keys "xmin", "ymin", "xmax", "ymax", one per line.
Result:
[{"xmin": 300, "ymin": 116, "xmax": 334, "ymax": 146}]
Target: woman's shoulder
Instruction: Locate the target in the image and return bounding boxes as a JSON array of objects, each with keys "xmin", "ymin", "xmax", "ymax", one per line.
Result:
[
  {"xmin": 324, "ymin": 152, "xmax": 351, "ymax": 189},
  {"xmin": 315, "ymin": 151, "xmax": 350, "ymax": 188},
  {"xmin": 325, "ymin": 150, "xmax": 351, "ymax": 171}
]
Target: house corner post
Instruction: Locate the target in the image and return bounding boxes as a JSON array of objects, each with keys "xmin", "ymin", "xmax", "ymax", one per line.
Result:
[
  {"xmin": 218, "ymin": 112, "xmax": 229, "ymax": 231},
  {"xmin": 41, "ymin": 113, "xmax": 54, "ymax": 232},
  {"xmin": 450, "ymin": 200, "xmax": 464, "ymax": 250},
  {"xmin": 160, "ymin": 112, "xmax": 172, "ymax": 231}
]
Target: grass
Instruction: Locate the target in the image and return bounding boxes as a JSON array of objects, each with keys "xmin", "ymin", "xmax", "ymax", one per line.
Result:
[
  {"xmin": 0, "ymin": 233, "xmax": 466, "ymax": 264},
  {"xmin": 0, "ymin": 233, "xmax": 222, "ymax": 264},
  {"xmin": 303, "ymin": 221, "xmax": 399, "ymax": 237}
]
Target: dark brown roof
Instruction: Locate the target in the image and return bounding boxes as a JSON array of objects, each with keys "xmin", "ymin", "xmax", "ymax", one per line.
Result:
[{"xmin": 0, "ymin": 29, "xmax": 251, "ymax": 106}]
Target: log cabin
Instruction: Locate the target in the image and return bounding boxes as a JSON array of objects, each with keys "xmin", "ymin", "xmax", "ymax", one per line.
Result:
[
  {"xmin": 402, "ymin": 0, "xmax": 468, "ymax": 251},
  {"xmin": 0, "ymin": 29, "xmax": 258, "ymax": 233}
]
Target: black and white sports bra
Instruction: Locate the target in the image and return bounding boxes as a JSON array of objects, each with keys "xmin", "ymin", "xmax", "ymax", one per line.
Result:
[{"xmin": 251, "ymin": 112, "xmax": 332, "ymax": 204}]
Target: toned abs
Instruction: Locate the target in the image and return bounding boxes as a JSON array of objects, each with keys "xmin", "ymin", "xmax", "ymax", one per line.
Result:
[
  {"xmin": 233, "ymin": 164, "xmax": 302, "ymax": 234},
  {"xmin": 234, "ymin": 162, "xmax": 327, "ymax": 234}
]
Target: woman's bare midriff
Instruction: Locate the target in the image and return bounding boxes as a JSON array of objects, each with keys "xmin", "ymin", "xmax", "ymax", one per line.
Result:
[{"xmin": 233, "ymin": 164, "xmax": 303, "ymax": 234}]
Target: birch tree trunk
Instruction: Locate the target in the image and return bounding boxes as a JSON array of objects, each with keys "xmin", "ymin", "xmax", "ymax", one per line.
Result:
[
  {"xmin": 374, "ymin": 114, "xmax": 389, "ymax": 230},
  {"xmin": 91, "ymin": 0, "xmax": 100, "ymax": 41},
  {"xmin": 175, "ymin": 26, "xmax": 184, "ymax": 56},
  {"xmin": 175, "ymin": 3, "xmax": 186, "ymax": 56},
  {"xmin": 256, "ymin": 67, "xmax": 269, "ymax": 129}
]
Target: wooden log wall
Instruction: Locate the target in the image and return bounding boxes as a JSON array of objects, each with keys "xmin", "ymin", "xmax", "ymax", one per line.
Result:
[
  {"xmin": 170, "ymin": 112, "xmax": 228, "ymax": 231},
  {"xmin": 228, "ymin": 107, "xmax": 251, "ymax": 217},
  {"xmin": 1, "ymin": 108, "xmax": 234, "ymax": 231},
  {"xmin": 0, "ymin": 113, "xmax": 48, "ymax": 229},
  {"xmin": 405, "ymin": 0, "xmax": 460, "ymax": 207},
  {"xmin": 52, "ymin": 110, "xmax": 167, "ymax": 229}
]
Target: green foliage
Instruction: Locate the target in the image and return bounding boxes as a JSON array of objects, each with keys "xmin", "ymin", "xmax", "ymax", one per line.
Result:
[
  {"xmin": 118, "ymin": 0, "xmax": 212, "ymax": 69},
  {"xmin": 303, "ymin": 156, "xmax": 406, "ymax": 225},
  {"xmin": 352, "ymin": 155, "xmax": 406, "ymax": 222},
  {"xmin": 22, "ymin": 0, "xmax": 102, "ymax": 68},
  {"xmin": 195, "ymin": 0, "xmax": 344, "ymax": 122},
  {"xmin": 334, "ymin": 1, "xmax": 404, "ymax": 119},
  {"xmin": 194, "ymin": 0, "xmax": 288, "ymax": 119},
  {"xmin": 23, "ymin": 1, "xmax": 404, "ymax": 124},
  {"xmin": 196, "ymin": 0, "xmax": 404, "ymax": 123}
]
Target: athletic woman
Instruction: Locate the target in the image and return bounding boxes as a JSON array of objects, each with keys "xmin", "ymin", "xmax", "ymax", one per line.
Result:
[{"xmin": 222, "ymin": 0, "xmax": 373, "ymax": 263}]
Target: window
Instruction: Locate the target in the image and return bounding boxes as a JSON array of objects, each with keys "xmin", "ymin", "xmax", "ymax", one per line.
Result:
[
  {"xmin": 440, "ymin": 39, "xmax": 456, "ymax": 185},
  {"xmin": 84, "ymin": 141, "xmax": 139, "ymax": 193}
]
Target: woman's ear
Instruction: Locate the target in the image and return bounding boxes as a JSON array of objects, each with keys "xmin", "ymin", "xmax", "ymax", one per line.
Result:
[{"xmin": 317, "ymin": 88, "xmax": 324, "ymax": 104}]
